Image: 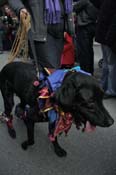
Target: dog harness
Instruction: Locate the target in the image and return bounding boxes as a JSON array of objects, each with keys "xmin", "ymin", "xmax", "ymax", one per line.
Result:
[{"xmin": 37, "ymin": 66, "xmax": 91, "ymax": 141}]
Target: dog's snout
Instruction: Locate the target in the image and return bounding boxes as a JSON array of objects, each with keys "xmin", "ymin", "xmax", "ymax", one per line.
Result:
[{"xmin": 105, "ymin": 117, "xmax": 114, "ymax": 127}]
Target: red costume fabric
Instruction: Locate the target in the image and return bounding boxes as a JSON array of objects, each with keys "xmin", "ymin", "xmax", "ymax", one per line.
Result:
[{"xmin": 61, "ymin": 33, "xmax": 75, "ymax": 67}]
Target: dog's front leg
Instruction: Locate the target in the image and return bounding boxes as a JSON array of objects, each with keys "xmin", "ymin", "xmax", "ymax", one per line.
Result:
[
  {"xmin": 22, "ymin": 119, "xmax": 35, "ymax": 150},
  {"xmin": 52, "ymin": 137, "xmax": 67, "ymax": 157}
]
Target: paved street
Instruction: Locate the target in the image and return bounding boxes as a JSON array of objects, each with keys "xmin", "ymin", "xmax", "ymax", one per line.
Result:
[{"xmin": 0, "ymin": 48, "xmax": 116, "ymax": 175}]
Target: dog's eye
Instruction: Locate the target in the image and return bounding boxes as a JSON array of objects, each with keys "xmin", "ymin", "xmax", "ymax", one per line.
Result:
[
  {"xmin": 87, "ymin": 102, "xmax": 94, "ymax": 108},
  {"xmin": 79, "ymin": 98, "xmax": 94, "ymax": 107},
  {"xmin": 79, "ymin": 101, "xmax": 87, "ymax": 106},
  {"xmin": 88, "ymin": 99, "xmax": 94, "ymax": 103}
]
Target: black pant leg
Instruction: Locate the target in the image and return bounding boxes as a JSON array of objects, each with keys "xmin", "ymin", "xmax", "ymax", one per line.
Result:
[{"xmin": 76, "ymin": 24, "xmax": 95, "ymax": 74}]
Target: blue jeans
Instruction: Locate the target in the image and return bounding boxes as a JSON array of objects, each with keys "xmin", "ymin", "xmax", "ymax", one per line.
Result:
[{"xmin": 101, "ymin": 45, "xmax": 116, "ymax": 95}]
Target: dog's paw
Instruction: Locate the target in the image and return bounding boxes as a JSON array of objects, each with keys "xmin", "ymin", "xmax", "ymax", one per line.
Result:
[
  {"xmin": 21, "ymin": 140, "xmax": 34, "ymax": 150},
  {"xmin": 54, "ymin": 146, "xmax": 67, "ymax": 157},
  {"xmin": 28, "ymin": 140, "xmax": 35, "ymax": 146},
  {"xmin": 7, "ymin": 127, "xmax": 16, "ymax": 139},
  {"xmin": 21, "ymin": 141, "xmax": 28, "ymax": 150}
]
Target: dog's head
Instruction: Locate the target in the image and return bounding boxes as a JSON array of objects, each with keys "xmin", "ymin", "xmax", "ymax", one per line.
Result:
[{"xmin": 52, "ymin": 71, "xmax": 114, "ymax": 132}]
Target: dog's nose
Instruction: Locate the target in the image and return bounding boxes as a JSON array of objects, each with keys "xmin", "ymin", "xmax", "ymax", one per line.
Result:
[{"xmin": 107, "ymin": 117, "xmax": 114, "ymax": 127}]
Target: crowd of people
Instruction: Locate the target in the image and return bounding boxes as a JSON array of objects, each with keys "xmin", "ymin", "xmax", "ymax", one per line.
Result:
[
  {"xmin": 0, "ymin": 0, "xmax": 116, "ymax": 99},
  {"xmin": 0, "ymin": 5, "xmax": 18, "ymax": 53}
]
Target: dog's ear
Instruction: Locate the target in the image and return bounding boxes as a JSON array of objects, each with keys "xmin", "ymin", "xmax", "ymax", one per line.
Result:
[
  {"xmin": 54, "ymin": 72, "xmax": 81, "ymax": 111},
  {"xmin": 56, "ymin": 82, "xmax": 76, "ymax": 107}
]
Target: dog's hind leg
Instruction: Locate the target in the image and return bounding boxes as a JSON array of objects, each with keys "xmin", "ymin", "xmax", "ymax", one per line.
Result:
[
  {"xmin": 52, "ymin": 137, "xmax": 67, "ymax": 157},
  {"xmin": 21, "ymin": 119, "xmax": 35, "ymax": 150},
  {"xmin": 1, "ymin": 82, "xmax": 16, "ymax": 138}
]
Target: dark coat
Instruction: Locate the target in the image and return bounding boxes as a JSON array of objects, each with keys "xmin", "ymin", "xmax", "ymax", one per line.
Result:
[
  {"xmin": 89, "ymin": 0, "xmax": 103, "ymax": 9},
  {"xmin": 8, "ymin": 0, "xmax": 74, "ymax": 42},
  {"xmin": 95, "ymin": 0, "xmax": 116, "ymax": 53},
  {"xmin": 73, "ymin": 0, "xmax": 98, "ymax": 26}
]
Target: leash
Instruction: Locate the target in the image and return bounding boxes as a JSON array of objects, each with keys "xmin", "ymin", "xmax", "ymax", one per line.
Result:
[
  {"xmin": 8, "ymin": 12, "xmax": 46, "ymax": 77},
  {"xmin": 28, "ymin": 30, "xmax": 40, "ymax": 74},
  {"xmin": 8, "ymin": 13, "xmax": 31, "ymax": 63}
]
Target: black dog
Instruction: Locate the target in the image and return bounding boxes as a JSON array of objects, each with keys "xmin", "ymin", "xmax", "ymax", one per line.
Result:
[{"xmin": 0, "ymin": 62, "xmax": 114, "ymax": 157}]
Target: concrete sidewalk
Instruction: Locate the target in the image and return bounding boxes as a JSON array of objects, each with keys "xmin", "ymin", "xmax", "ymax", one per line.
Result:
[
  {"xmin": 0, "ymin": 51, "xmax": 26, "ymax": 69},
  {"xmin": 0, "ymin": 47, "xmax": 116, "ymax": 175},
  {"xmin": 0, "ymin": 51, "xmax": 9, "ymax": 68}
]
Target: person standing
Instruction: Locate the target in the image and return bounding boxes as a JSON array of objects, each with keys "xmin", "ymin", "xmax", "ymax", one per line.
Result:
[
  {"xmin": 95, "ymin": 0, "xmax": 116, "ymax": 98},
  {"xmin": 8, "ymin": 0, "xmax": 74, "ymax": 69},
  {"xmin": 73, "ymin": 0, "xmax": 98, "ymax": 75}
]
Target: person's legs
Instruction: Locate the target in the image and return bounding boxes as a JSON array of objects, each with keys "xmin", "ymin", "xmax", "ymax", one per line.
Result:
[
  {"xmin": 100, "ymin": 45, "xmax": 108, "ymax": 91},
  {"xmin": 35, "ymin": 34, "xmax": 64, "ymax": 69},
  {"xmin": 76, "ymin": 24, "xmax": 95, "ymax": 74},
  {"xmin": 101, "ymin": 45, "xmax": 116, "ymax": 96},
  {"xmin": 106, "ymin": 47, "xmax": 116, "ymax": 95}
]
